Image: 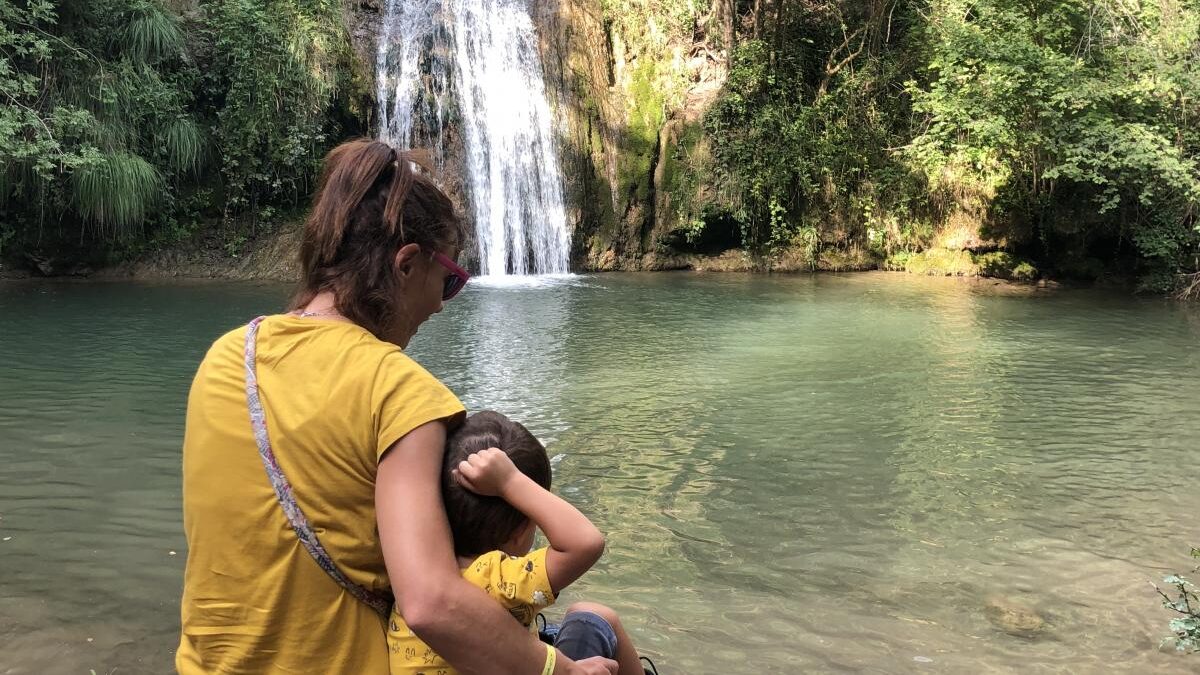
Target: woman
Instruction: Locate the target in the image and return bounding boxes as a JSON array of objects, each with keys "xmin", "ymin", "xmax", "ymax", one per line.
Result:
[{"xmin": 177, "ymin": 139, "xmax": 617, "ymax": 675}]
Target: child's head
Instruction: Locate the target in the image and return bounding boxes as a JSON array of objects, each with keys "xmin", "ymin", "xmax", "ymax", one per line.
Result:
[{"xmin": 442, "ymin": 411, "xmax": 551, "ymax": 557}]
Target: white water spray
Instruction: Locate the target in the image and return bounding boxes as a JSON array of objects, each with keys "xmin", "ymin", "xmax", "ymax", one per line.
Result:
[{"xmin": 376, "ymin": 0, "xmax": 571, "ymax": 276}]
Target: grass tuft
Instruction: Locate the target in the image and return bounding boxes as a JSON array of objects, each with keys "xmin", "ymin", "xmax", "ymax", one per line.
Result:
[
  {"xmin": 72, "ymin": 152, "xmax": 164, "ymax": 239},
  {"xmin": 122, "ymin": 1, "xmax": 185, "ymax": 62}
]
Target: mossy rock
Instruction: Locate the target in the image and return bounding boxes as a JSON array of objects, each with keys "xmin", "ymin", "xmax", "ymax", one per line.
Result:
[
  {"xmin": 818, "ymin": 247, "xmax": 879, "ymax": 272},
  {"xmin": 974, "ymin": 251, "xmax": 1039, "ymax": 281},
  {"xmin": 889, "ymin": 248, "xmax": 979, "ymax": 276}
]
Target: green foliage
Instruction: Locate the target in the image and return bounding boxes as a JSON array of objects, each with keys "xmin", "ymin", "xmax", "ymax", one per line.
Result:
[
  {"xmin": 1, "ymin": 0, "xmax": 200, "ymax": 243},
  {"xmin": 1155, "ymin": 548, "xmax": 1200, "ymax": 653},
  {"xmin": 700, "ymin": 4, "xmax": 920, "ymax": 256},
  {"xmin": 72, "ymin": 152, "xmax": 164, "ymax": 237},
  {"xmin": 886, "ymin": 248, "xmax": 1040, "ymax": 279},
  {"xmin": 0, "ymin": 2, "xmax": 93, "ymax": 183},
  {"xmin": 122, "ymin": 0, "xmax": 184, "ymax": 63},
  {"xmin": 788, "ymin": 225, "xmax": 819, "ymax": 270},
  {"xmin": 0, "ymin": 220, "xmax": 13, "ymax": 258},
  {"xmin": 600, "ymin": 0, "xmax": 699, "ymax": 58},
  {"xmin": 0, "ymin": 0, "xmax": 360, "ymax": 261},
  {"xmin": 975, "ymin": 251, "xmax": 1039, "ymax": 281},
  {"xmin": 1011, "ymin": 262, "xmax": 1038, "ymax": 282},
  {"xmin": 893, "ymin": 248, "xmax": 979, "ymax": 276},
  {"xmin": 884, "ymin": 250, "xmax": 913, "ymax": 271},
  {"xmin": 201, "ymin": 0, "xmax": 355, "ymax": 215},
  {"xmin": 663, "ymin": 0, "xmax": 1200, "ymax": 288},
  {"xmin": 161, "ymin": 116, "xmax": 202, "ymax": 174},
  {"xmin": 907, "ymin": 0, "xmax": 1200, "ymax": 284}
]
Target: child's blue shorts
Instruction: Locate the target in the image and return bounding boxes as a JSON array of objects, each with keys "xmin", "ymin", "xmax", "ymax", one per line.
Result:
[{"xmin": 539, "ymin": 610, "xmax": 618, "ymax": 660}]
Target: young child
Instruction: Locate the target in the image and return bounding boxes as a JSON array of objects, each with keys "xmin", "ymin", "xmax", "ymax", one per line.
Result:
[{"xmin": 387, "ymin": 410, "xmax": 648, "ymax": 675}]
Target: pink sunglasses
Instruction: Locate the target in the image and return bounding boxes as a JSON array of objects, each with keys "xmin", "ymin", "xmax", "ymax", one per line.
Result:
[{"xmin": 431, "ymin": 251, "xmax": 470, "ymax": 300}]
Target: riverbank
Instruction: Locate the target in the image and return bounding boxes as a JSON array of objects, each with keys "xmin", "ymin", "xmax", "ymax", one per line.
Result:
[
  {"xmin": 11, "ymin": 219, "xmax": 1056, "ymax": 291},
  {"xmin": 90, "ymin": 225, "xmax": 304, "ymax": 283},
  {"xmin": 0, "ymin": 262, "xmax": 29, "ymax": 280}
]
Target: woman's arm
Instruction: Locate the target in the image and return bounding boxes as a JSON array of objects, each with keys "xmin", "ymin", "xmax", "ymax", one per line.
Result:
[
  {"xmin": 377, "ymin": 422, "xmax": 615, "ymax": 675},
  {"xmin": 455, "ymin": 448, "xmax": 606, "ymax": 594}
]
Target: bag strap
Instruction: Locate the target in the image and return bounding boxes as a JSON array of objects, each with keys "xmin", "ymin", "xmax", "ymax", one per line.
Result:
[{"xmin": 243, "ymin": 316, "xmax": 392, "ymax": 617}]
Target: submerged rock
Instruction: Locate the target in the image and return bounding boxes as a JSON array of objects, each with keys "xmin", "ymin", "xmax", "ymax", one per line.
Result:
[{"xmin": 984, "ymin": 594, "xmax": 1048, "ymax": 638}]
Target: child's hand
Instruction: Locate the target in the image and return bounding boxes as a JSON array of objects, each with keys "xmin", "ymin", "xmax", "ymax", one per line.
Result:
[{"xmin": 453, "ymin": 448, "xmax": 519, "ymax": 497}]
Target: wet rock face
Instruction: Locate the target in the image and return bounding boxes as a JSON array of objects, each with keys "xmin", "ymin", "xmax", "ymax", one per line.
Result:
[
  {"xmin": 532, "ymin": 0, "xmax": 627, "ymax": 268},
  {"xmin": 536, "ymin": 0, "xmax": 734, "ymax": 271},
  {"xmin": 533, "ymin": 0, "xmax": 717, "ymax": 271},
  {"xmin": 346, "ymin": 1, "xmax": 383, "ymax": 93}
]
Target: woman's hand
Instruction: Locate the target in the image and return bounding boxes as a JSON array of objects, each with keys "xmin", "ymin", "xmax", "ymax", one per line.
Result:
[
  {"xmin": 452, "ymin": 447, "xmax": 519, "ymax": 496},
  {"xmin": 564, "ymin": 656, "xmax": 620, "ymax": 674}
]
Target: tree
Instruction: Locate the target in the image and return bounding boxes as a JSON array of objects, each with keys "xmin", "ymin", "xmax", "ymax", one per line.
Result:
[{"xmin": 906, "ymin": 0, "xmax": 1200, "ymax": 285}]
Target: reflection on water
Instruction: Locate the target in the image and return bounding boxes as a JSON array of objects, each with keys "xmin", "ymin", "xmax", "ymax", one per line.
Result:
[
  {"xmin": 1, "ymin": 274, "xmax": 1198, "ymax": 674},
  {"xmin": 434, "ymin": 274, "xmax": 581, "ymax": 444}
]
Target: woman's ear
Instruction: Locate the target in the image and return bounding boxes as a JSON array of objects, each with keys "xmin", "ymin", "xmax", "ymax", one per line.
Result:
[{"xmin": 393, "ymin": 243, "xmax": 422, "ymax": 278}]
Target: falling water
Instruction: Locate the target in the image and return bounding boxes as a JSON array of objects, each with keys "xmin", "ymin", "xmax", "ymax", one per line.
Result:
[{"xmin": 376, "ymin": 0, "xmax": 571, "ymax": 276}]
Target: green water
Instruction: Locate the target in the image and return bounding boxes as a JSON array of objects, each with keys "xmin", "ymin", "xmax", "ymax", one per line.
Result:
[{"xmin": 1, "ymin": 273, "xmax": 1198, "ymax": 674}]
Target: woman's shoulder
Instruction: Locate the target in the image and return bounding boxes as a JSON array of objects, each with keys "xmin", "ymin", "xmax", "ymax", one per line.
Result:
[
  {"xmin": 371, "ymin": 347, "xmax": 460, "ymax": 413},
  {"xmin": 216, "ymin": 313, "xmax": 458, "ymax": 402},
  {"xmin": 195, "ymin": 321, "xmax": 250, "ymax": 369},
  {"xmin": 369, "ymin": 342, "xmax": 464, "ymax": 459},
  {"xmin": 255, "ymin": 313, "xmax": 385, "ymax": 360}
]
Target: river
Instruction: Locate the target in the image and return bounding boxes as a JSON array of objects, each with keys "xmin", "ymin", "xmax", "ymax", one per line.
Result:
[{"xmin": 1, "ymin": 273, "xmax": 1197, "ymax": 673}]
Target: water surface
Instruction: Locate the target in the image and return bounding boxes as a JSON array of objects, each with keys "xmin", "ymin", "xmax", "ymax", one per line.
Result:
[{"xmin": 1, "ymin": 273, "xmax": 1198, "ymax": 673}]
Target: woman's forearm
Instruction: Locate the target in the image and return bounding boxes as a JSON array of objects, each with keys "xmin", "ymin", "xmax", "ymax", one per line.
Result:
[
  {"xmin": 404, "ymin": 574, "xmax": 551, "ymax": 675},
  {"xmin": 378, "ymin": 422, "xmax": 563, "ymax": 674},
  {"xmin": 409, "ymin": 583, "xmax": 601, "ymax": 675}
]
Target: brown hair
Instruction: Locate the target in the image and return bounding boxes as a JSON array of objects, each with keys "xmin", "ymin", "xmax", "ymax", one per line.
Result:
[
  {"xmin": 290, "ymin": 139, "xmax": 465, "ymax": 342},
  {"xmin": 442, "ymin": 411, "xmax": 552, "ymax": 557}
]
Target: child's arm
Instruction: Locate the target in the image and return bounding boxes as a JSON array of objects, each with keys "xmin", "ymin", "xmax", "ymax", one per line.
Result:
[{"xmin": 455, "ymin": 448, "xmax": 606, "ymax": 594}]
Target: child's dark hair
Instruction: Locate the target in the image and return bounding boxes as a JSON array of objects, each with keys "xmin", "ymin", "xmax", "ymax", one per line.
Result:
[{"xmin": 442, "ymin": 411, "xmax": 551, "ymax": 557}]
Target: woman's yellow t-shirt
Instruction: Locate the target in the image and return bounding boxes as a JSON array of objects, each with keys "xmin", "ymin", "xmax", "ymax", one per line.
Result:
[{"xmin": 177, "ymin": 315, "xmax": 464, "ymax": 674}]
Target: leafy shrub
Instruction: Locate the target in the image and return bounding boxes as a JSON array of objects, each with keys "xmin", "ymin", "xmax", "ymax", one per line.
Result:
[
  {"xmin": 1, "ymin": 0, "xmax": 197, "ymax": 245},
  {"xmin": 1156, "ymin": 548, "xmax": 1200, "ymax": 653}
]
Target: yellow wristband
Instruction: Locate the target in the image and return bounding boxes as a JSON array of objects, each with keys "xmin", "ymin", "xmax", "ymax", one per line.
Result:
[{"xmin": 542, "ymin": 644, "xmax": 557, "ymax": 675}]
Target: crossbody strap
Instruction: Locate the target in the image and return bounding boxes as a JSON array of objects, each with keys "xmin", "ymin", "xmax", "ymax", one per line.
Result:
[{"xmin": 243, "ymin": 316, "xmax": 392, "ymax": 617}]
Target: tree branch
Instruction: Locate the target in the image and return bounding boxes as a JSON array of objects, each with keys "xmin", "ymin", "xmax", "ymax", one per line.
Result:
[{"xmin": 816, "ymin": 22, "xmax": 867, "ymax": 98}]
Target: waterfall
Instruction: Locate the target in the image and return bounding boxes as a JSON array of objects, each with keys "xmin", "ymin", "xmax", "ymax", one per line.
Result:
[{"xmin": 376, "ymin": 0, "xmax": 571, "ymax": 277}]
